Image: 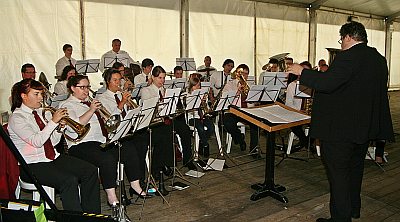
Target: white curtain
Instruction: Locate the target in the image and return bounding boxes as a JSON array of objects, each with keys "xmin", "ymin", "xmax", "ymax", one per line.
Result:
[
  {"xmin": 390, "ymin": 31, "xmax": 400, "ymax": 88},
  {"xmin": 256, "ymin": 2, "xmax": 309, "ymax": 79},
  {"xmin": 0, "ymin": 0, "xmax": 81, "ymax": 111},
  {"xmin": 189, "ymin": 0, "xmax": 254, "ymax": 76}
]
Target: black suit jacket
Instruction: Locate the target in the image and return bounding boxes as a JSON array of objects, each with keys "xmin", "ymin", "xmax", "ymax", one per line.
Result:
[{"xmin": 300, "ymin": 43, "xmax": 394, "ymax": 143}]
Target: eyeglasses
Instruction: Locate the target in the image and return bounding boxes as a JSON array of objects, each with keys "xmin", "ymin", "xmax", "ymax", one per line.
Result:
[
  {"xmin": 338, "ymin": 38, "xmax": 343, "ymax": 44},
  {"xmin": 75, "ymin": 85, "xmax": 91, "ymax": 90}
]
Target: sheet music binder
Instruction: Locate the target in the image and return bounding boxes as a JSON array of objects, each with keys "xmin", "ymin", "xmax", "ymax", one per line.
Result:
[
  {"xmin": 246, "ymin": 85, "xmax": 280, "ymax": 103},
  {"xmin": 294, "ymin": 81, "xmax": 313, "ymax": 98},
  {"xmin": 75, "ymin": 59, "xmax": 100, "ymax": 74},
  {"xmin": 158, "ymin": 88, "xmax": 181, "ymax": 117},
  {"xmin": 185, "ymin": 88, "xmax": 208, "ymax": 111},
  {"xmin": 259, "ymin": 72, "xmax": 287, "ymax": 88},
  {"xmin": 164, "ymin": 78, "xmax": 187, "ymax": 89},
  {"xmin": 104, "ymin": 54, "xmax": 130, "ymax": 69},
  {"xmin": 134, "ymin": 97, "xmax": 158, "ymax": 131},
  {"xmin": 176, "ymin": 58, "xmax": 196, "ymax": 71}
]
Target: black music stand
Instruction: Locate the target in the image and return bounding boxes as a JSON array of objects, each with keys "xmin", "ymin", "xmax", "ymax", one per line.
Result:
[
  {"xmin": 103, "ymin": 109, "xmax": 141, "ymax": 222},
  {"xmin": 75, "ymin": 59, "xmax": 100, "ymax": 75},
  {"xmin": 229, "ymin": 103, "xmax": 311, "ymax": 204},
  {"xmin": 176, "ymin": 58, "xmax": 196, "ymax": 72},
  {"xmin": 164, "ymin": 78, "xmax": 187, "ymax": 90},
  {"xmin": 159, "ymin": 89, "xmax": 200, "ymax": 189},
  {"xmin": 131, "ymin": 83, "xmax": 148, "ymax": 103},
  {"xmin": 104, "ymin": 55, "xmax": 130, "ymax": 70},
  {"xmin": 260, "ymin": 72, "xmax": 287, "ymax": 88}
]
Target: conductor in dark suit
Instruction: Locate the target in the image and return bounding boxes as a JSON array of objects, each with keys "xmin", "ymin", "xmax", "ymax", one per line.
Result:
[{"xmin": 287, "ymin": 21, "xmax": 394, "ymax": 222}]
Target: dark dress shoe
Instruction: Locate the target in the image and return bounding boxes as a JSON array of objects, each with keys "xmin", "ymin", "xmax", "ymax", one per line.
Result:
[
  {"xmin": 163, "ymin": 166, "xmax": 173, "ymax": 177},
  {"xmin": 185, "ymin": 161, "xmax": 197, "ymax": 170},
  {"xmin": 316, "ymin": 218, "xmax": 332, "ymax": 222}
]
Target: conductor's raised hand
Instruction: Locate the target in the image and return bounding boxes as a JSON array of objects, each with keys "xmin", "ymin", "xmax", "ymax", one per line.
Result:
[{"xmin": 286, "ymin": 63, "xmax": 304, "ymax": 76}]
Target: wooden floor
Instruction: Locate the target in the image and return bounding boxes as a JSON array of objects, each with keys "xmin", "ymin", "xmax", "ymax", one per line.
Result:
[{"xmin": 48, "ymin": 91, "xmax": 400, "ymax": 221}]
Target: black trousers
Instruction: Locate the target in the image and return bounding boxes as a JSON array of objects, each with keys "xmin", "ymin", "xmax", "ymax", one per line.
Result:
[
  {"xmin": 173, "ymin": 116, "xmax": 192, "ymax": 165},
  {"xmin": 223, "ymin": 113, "xmax": 259, "ymax": 149},
  {"xmin": 374, "ymin": 139, "xmax": 386, "ymax": 158},
  {"xmin": 20, "ymin": 155, "xmax": 100, "ymax": 213},
  {"xmin": 321, "ymin": 140, "xmax": 369, "ymax": 222},
  {"xmin": 189, "ymin": 118, "xmax": 215, "ymax": 147},
  {"xmin": 69, "ymin": 141, "xmax": 117, "ymax": 189},
  {"xmin": 291, "ymin": 125, "xmax": 308, "ymax": 146},
  {"xmin": 151, "ymin": 123, "xmax": 174, "ymax": 174}
]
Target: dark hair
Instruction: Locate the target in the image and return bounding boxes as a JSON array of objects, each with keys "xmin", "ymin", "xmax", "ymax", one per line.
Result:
[
  {"xmin": 112, "ymin": 62, "xmax": 124, "ymax": 69},
  {"xmin": 188, "ymin": 77, "xmax": 200, "ymax": 94},
  {"xmin": 151, "ymin": 66, "xmax": 166, "ymax": 77},
  {"xmin": 67, "ymin": 75, "xmax": 89, "ymax": 94},
  {"xmin": 300, "ymin": 61, "xmax": 312, "ymax": 70},
  {"xmin": 60, "ymin": 66, "xmax": 77, "ymax": 81},
  {"xmin": 142, "ymin": 58, "xmax": 154, "ymax": 68},
  {"xmin": 285, "ymin": 57, "xmax": 293, "ymax": 62},
  {"xmin": 174, "ymin": 66, "xmax": 183, "ymax": 73},
  {"xmin": 130, "ymin": 63, "xmax": 142, "ymax": 75},
  {"xmin": 339, "ymin": 21, "xmax": 368, "ymax": 43},
  {"xmin": 21, "ymin": 63, "xmax": 35, "ymax": 73},
  {"xmin": 11, "ymin": 79, "xmax": 44, "ymax": 111},
  {"xmin": 104, "ymin": 69, "xmax": 122, "ymax": 88},
  {"xmin": 222, "ymin": 59, "xmax": 234, "ymax": 68},
  {"xmin": 112, "ymin": 39, "xmax": 121, "ymax": 44},
  {"xmin": 236, "ymin": 64, "xmax": 249, "ymax": 73},
  {"xmin": 63, "ymin": 44, "xmax": 72, "ymax": 52}
]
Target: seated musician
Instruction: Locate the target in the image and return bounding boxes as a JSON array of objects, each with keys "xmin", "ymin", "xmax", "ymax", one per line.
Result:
[
  {"xmin": 223, "ymin": 64, "xmax": 259, "ymax": 153},
  {"xmin": 134, "ymin": 58, "xmax": 154, "ymax": 86},
  {"xmin": 197, "ymin": 56, "xmax": 216, "ymax": 80},
  {"xmin": 187, "ymin": 76, "xmax": 215, "ymax": 158},
  {"xmin": 285, "ymin": 61, "xmax": 313, "ymax": 152},
  {"xmin": 111, "ymin": 62, "xmax": 134, "ymax": 92},
  {"xmin": 8, "ymin": 79, "xmax": 100, "ymax": 213},
  {"xmin": 95, "ymin": 69, "xmax": 149, "ymax": 198},
  {"xmin": 59, "ymin": 75, "xmax": 120, "ymax": 210},
  {"xmin": 53, "ymin": 66, "xmax": 76, "ymax": 95},
  {"xmin": 209, "ymin": 59, "xmax": 235, "ymax": 101}
]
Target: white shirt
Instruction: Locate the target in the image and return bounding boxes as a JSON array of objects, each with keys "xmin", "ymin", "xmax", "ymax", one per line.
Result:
[
  {"xmin": 210, "ymin": 71, "xmax": 232, "ymax": 96},
  {"xmin": 8, "ymin": 104, "xmax": 61, "ymax": 164},
  {"xmin": 95, "ymin": 89, "xmax": 126, "ymax": 116},
  {"xmin": 59, "ymin": 96, "xmax": 106, "ymax": 147},
  {"xmin": 99, "ymin": 50, "xmax": 134, "ymax": 72},
  {"xmin": 141, "ymin": 83, "xmax": 164, "ymax": 101},
  {"xmin": 53, "ymin": 80, "xmax": 68, "ymax": 96},
  {"xmin": 55, "ymin": 56, "xmax": 77, "ymax": 77},
  {"xmin": 285, "ymin": 80, "xmax": 302, "ymax": 110},
  {"xmin": 134, "ymin": 73, "xmax": 151, "ymax": 86}
]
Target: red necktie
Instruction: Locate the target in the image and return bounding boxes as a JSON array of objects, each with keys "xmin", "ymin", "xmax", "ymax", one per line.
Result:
[
  {"xmin": 114, "ymin": 94, "xmax": 126, "ymax": 118},
  {"xmin": 81, "ymin": 101, "xmax": 108, "ymax": 138},
  {"xmin": 32, "ymin": 110, "xmax": 55, "ymax": 160}
]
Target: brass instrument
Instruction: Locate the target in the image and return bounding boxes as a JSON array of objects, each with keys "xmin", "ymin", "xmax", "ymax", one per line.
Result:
[
  {"xmin": 208, "ymin": 76, "xmax": 228, "ymax": 115},
  {"xmin": 42, "ymin": 106, "xmax": 90, "ymax": 142},
  {"xmin": 231, "ymin": 68, "xmax": 250, "ymax": 97},
  {"xmin": 89, "ymin": 89, "xmax": 121, "ymax": 134},
  {"xmin": 302, "ymin": 98, "xmax": 313, "ymax": 115}
]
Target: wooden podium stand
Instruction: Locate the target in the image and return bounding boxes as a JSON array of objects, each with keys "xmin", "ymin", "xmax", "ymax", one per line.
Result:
[{"xmin": 229, "ymin": 102, "xmax": 311, "ymax": 203}]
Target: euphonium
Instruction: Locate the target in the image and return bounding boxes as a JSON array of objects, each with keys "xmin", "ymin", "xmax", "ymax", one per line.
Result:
[
  {"xmin": 232, "ymin": 68, "xmax": 250, "ymax": 97},
  {"xmin": 88, "ymin": 89, "xmax": 121, "ymax": 134},
  {"xmin": 42, "ymin": 106, "xmax": 91, "ymax": 142}
]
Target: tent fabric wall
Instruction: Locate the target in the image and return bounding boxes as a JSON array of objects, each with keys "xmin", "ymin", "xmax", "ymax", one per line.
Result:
[{"xmin": 0, "ymin": 0, "xmax": 399, "ymax": 112}]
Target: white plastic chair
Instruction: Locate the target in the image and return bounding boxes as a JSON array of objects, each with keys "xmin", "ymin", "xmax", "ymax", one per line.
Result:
[
  {"xmin": 286, "ymin": 127, "xmax": 320, "ymax": 156},
  {"xmin": 225, "ymin": 122, "xmax": 246, "ymax": 154},
  {"xmin": 15, "ymin": 177, "xmax": 55, "ymax": 208}
]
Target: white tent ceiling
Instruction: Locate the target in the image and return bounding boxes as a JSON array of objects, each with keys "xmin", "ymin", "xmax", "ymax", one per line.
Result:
[{"xmin": 254, "ymin": 0, "xmax": 400, "ymax": 21}]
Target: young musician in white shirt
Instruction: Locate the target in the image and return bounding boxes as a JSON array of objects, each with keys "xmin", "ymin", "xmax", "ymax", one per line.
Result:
[
  {"xmin": 95, "ymin": 69, "xmax": 150, "ymax": 198},
  {"xmin": 209, "ymin": 59, "xmax": 234, "ymax": 98},
  {"xmin": 8, "ymin": 78, "xmax": 100, "ymax": 213},
  {"xmin": 53, "ymin": 66, "xmax": 76, "ymax": 96},
  {"xmin": 59, "ymin": 75, "xmax": 120, "ymax": 208},
  {"xmin": 55, "ymin": 44, "xmax": 77, "ymax": 77},
  {"xmin": 134, "ymin": 58, "xmax": 154, "ymax": 86}
]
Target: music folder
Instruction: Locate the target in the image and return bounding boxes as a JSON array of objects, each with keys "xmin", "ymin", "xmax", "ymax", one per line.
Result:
[
  {"xmin": 259, "ymin": 72, "xmax": 287, "ymax": 89},
  {"xmin": 215, "ymin": 90, "xmax": 236, "ymax": 111},
  {"xmin": 294, "ymin": 81, "xmax": 313, "ymax": 98},
  {"xmin": 134, "ymin": 97, "xmax": 158, "ymax": 131},
  {"xmin": 104, "ymin": 54, "xmax": 130, "ymax": 69},
  {"xmin": 185, "ymin": 88, "xmax": 208, "ymax": 111},
  {"xmin": 246, "ymin": 85, "xmax": 280, "ymax": 103},
  {"xmin": 164, "ymin": 78, "xmax": 187, "ymax": 90},
  {"xmin": 75, "ymin": 59, "xmax": 100, "ymax": 74},
  {"xmin": 176, "ymin": 58, "xmax": 196, "ymax": 71},
  {"xmin": 159, "ymin": 88, "xmax": 182, "ymax": 117},
  {"xmin": 107, "ymin": 108, "xmax": 140, "ymax": 144}
]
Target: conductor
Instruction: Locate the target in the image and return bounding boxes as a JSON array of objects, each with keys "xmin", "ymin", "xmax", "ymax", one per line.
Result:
[{"xmin": 287, "ymin": 21, "xmax": 394, "ymax": 222}]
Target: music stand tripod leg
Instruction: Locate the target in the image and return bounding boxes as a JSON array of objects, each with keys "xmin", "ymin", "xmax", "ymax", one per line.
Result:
[{"xmin": 115, "ymin": 141, "xmax": 132, "ymax": 222}]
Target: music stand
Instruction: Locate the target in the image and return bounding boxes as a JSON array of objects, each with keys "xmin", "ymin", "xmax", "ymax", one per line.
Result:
[
  {"xmin": 176, "ymin": 58, "xmax": 196, "ymax": 71},
  {"xmin": 246, "ymin": 85, "xmax": 281, "ymax": 103},
  {"xmin": 104, "ymin": 55, "xmax": 130, "ymax": 69},
  {"xmin": 294, "ymin": 81, "xmax": 312, "ymax": 98},
  {"xmin": 75, "ymin": 59, "xmax": 100, "ymax": 75},
  {"xmin": 164, "ymin": 78, "xmax": 187, "ymax": 90},
  {"xmin": 131, "ymin": 83, "xmax": 148, "ymax": 103},
  {"xmin": 259, "ymin": 72, "xmax": 287, "ymax": 88}
]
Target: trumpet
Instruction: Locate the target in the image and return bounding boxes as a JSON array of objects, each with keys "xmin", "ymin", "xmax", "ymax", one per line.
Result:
[
  {"xmin": 231, "ymin": 68, "xmax": 250, "ymax": 97},
  {"xmin": 42, "ymin": 106, "xmax": 90, "ymax": 142},
  {"xmin": 119, "ymin": 86, "xmax": 139, "ymax": 109},
  {"xmin": 89, "ymin": 89, "xmax": 121, "ymax": 134}
]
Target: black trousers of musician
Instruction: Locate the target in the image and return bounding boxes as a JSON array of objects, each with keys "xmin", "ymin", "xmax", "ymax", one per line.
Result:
[
  {"xmin": 223, "ymin": 113, "xmax": 259, "ymax": 149},
  {"xmin": 20, "ymin": 155, "xmax": 101, "ymax": 213},
  {"xmin": 68, "ymin": 141, "xmax": 118, "ymax": 189},
  {"xmin": 291, "ymin": 126, "xmax": 309, "ymax": 146},
  {"xmin": 151, "ymin": 123, "xmax": 174, "ymax": 176},
  {"xmin": 320, "ymin": 140, "xmax": 369, "ymax": 222},
  {"xmin": 111, "ymin": 133, "xmax": 148, "ymax": 182},
  {"xmin": 173, "ymin": 116, "xmax": 192, "ymax": 165},
  {"xmin": 374, "ymin": 139, "xmax": 386, "ymax": 158},
  {"xmin": 189, "ymin": 118, "xmax": 215, "ymax": 148}
]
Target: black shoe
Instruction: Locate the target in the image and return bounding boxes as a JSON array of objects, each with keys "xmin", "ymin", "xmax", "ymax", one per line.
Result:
[
  {"xmin": 316, "ymin": 218, "xmax": 332, "ymax": 222},
  {"xmin": 351, "ymin": 211, "xmax": 360, "ymax": 219},
  {"xmin": 185, "ymin": 161, "xmax": 197, "ymax": 170},
  {"xmin": 163, "ymin": 166, "xmax": 173, "ymax": 177},
  {"xmin": 203, "ymin": 145, "xmax": 210, "ymax": 158},
  {"xmin": 129, "ymin": 187, "xmax": 152, "ymax": 200},
  {"xmin": 240, "ymin": 141, "xmax": 247, "ymax": 151}
]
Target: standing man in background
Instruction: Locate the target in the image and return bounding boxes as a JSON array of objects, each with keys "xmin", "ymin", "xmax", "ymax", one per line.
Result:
[
  {"xmin": 288, "ymin": 21, "xmax": 394, "ymax": 222},
  {"xmin": 55, "ymin": 44, "xmax": 77, "ymax": 77},
  {"xmin": 99, "ymin": 39, "xmax": 134, "ymax": 73}
]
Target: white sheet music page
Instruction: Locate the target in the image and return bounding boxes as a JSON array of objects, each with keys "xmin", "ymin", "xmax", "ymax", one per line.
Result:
[{"xmin": 241, "ymin": 105, "xmax": 310, "ymax": 123}]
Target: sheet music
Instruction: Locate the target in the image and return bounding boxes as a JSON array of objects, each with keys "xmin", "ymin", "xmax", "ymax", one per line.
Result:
[
  {"xmin": 104, "ymin": 54, "xmax": 130, "ymax": 68},
  {"xmin": 131, "ymin": 83, "xmax": 148, "ymax": 98},
  {"xmin": 75, "ymin": 59, "xmax": 100, "ymax": 74},
  {"xmin": 259, "ymin": 72, "xmax": 287, "ymax": 88},
  {"xmin": 108, "ymin": 108, "xmax": 140, "ymax": 143},
  {"xmin": 294, "ymin": 81, "xmax": 312, "ymax": 98},
  {"xmin": 245, "ymin": 85, "xmax": 280, "ymax": 102},
  {"xmin": 176, "ymin": 58, "xmax": 196, "ymax": 71},
  {"xmin": 159, "ymin": 88, "xmax": 181, "ymax": 117},
  {"xmin": 215, "ymin": 90, "xmax": 236, "ymax": 111},
  {"xmin": 164, "ymin": 78, "xmax": 187, "ymax": 89},
  {"xmin": 134, "ymin": 97, "xmax": 158, "ymax": 131},
  {"xmin": 185, "ymin": 88, "xmax": 208, "ymax": 111},
  {"xmin": 241, "ymin": 105, "xmax": 310, "ymax": 123}
]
